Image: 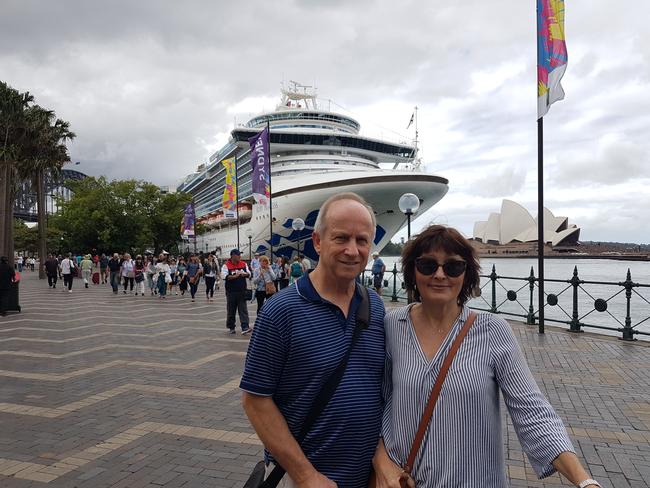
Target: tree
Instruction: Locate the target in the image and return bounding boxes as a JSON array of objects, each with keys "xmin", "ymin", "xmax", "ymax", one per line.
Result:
[
  {"xmin": 0, "ymin": 82, "xmax": 33, "ymax": 265},
  {"xmin": 19, "ymin": 106, "xmax": 74, "ymax": 278},
  {"xmin": 52, "ymin": 177, "xmax": 192, "ymax": 254}
]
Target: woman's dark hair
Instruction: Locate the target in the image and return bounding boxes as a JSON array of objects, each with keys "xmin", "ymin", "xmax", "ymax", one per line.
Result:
[{"xmin": 401, "ymin": 225, "xmax": 481, "ymax": 305}]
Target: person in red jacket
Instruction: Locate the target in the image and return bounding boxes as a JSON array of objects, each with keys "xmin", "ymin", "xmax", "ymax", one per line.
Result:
[{"xmin": 220, "ymin": 249, "xmax": 251, "ymax": 335}]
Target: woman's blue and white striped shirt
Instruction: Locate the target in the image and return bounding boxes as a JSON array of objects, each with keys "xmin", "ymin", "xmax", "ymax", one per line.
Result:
[{"xmin": 382, "ymin": 305, "xmax": 575, "ymax": 487}]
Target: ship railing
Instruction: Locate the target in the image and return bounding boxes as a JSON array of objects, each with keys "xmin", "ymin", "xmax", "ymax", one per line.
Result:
[{"xmin": 360, "ymin": 263, "xmax": 650, "ymax": 341}]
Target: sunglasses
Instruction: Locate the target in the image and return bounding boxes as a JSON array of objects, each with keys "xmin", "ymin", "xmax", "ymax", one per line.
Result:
[{"xmin": 415, "ymin": 257, "xmax": 466, "ymax": 277}]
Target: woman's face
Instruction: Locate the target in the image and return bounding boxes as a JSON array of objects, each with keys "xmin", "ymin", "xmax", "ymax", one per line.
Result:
[{"xmin": 414, "ymin": 248, "xmax": 466, "ymax": 307}]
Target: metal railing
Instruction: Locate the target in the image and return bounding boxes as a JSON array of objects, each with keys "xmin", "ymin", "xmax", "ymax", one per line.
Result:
[{"xmin": 360, "ymin": 264, "xmax": 650, "ymax": 341}]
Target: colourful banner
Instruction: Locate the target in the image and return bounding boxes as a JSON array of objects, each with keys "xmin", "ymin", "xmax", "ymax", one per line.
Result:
[
  {"xmin": 180, "ymin": 203, "xmax": 195, "ymax": 238},
  {"xmin": 537, "ymin": 0, "xmax": 567, "ymax": 119},
  {"xmin": 221, "ymin": 158, "xmax": 237, "ymax": 218},
  {"xmin": 248, "ymin": 126, "xmax": 271, "ymax": 207}
]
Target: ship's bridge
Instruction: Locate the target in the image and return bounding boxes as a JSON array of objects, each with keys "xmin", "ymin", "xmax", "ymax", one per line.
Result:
[{"xmin": 246, "ymin": 110, "xmax": 360, "ymax": 134}]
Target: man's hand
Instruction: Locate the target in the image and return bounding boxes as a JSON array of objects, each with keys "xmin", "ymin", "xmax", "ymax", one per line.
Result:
[{"xmin": 294, "ymin": 470, "xmax": 337, "ymax": 488}]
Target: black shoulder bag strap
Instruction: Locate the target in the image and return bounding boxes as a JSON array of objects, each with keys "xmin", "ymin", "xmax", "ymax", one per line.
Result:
[{"xmin": 262, "ymin": 285, "xmax": 371, "ymax": 487}]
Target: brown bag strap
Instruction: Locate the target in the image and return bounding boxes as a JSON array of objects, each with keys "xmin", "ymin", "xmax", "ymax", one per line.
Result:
[{"xmin": 402, "ymin": 311, "xmax": 477, "ymax": 476}]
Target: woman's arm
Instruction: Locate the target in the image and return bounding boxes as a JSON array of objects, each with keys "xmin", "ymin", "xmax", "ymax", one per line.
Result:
[{"xmin": 552, "ymin": 452, "xmax": 599, "ymax": 487}]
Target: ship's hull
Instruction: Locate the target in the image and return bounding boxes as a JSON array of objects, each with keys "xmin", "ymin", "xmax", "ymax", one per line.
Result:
[{"xmin": 190, "ymin": 171, "xmax": 448, "ymax": 261}]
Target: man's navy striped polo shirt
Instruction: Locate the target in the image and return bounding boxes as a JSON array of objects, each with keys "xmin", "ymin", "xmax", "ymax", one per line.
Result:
[{"xmin": 240, "ymin": 275, "xmax": 386, "ymax": 488}]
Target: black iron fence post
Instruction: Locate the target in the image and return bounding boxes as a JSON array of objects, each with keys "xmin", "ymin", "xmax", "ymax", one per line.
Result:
[
  {"xmin": 527, "ymin": 266, "xmax": 536, "ymax": 325},
  {"xmin": 391, "ymin": 263, "xmax": 398, "ymax": 302},
  {"xmin": 569, "ymin": 266, "xmax": 582, "ymax": 333},
  {"xmin": 622, "ymin": 268, "xmax": 635, "ymax": 341},
  {"xmin": 490, "ymin": 264, "xmax": 497, "ymax": 314}
]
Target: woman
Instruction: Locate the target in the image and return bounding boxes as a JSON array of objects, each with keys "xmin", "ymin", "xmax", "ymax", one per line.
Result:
[
  {"xmin": 252, "ymin": 255, "xmax": 276, "ymax": 312},
  {"xmin": 155, "ymin": 253, "xmax": 171, "ymax": 299},
  {"xmin": 186, "ymin": 254, "xmax": 203, "ymax": 302},
  {"xmin": 372, "ymin": 225, "xmax": 600, "ymax": 488},
  {"xmin": 145, "ymin": 255, "xmax": 157, "ymax": 295},
  {"xmin": 203, "ymin": 254, "xmax": 217, "ymax": 301},
  {"xmin": 133, "ymin": 255, "xmax": 146, "ymax": 297},
  {"xmin": 168, "ymin": 257, "xmax": 179, "ymax": 295},
  {"xmin": 177, "ymin": 257, "xmax": 188, "ymax": 296},
  {"xmin": 121, "ymin": 253, "xmax": 135, "ymax": 295}
]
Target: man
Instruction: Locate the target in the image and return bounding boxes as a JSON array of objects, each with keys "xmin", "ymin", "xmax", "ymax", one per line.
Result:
[
  {"xmin": 99, "ymin": 253, "xmax": 109, "ymax": 284},
  {"xmin": 44, "ymin": 254, "xmax": 59, "ymax": 288},
  {"xmin": 371, "ymin": 251, "xmax": 386, "ymax": 295},
  {"xmin": 107, "ymin": 253, "xmax": 121, "ymax": 294},
  {"xmin": 250, "ymin": 253, "xmax": 261, "ymax": 273},
  {"xmin": 220, "ymin": 249, "xmax": 251, "ymax": 335},
  {"xmin": 0, "ymin": 256, "xmax": 16, "ymax": 316},
  {"xmin": 241, "ymin": 193, "xmax": 385, "ymax": 487},
  {"xmin": 60, "ymin": 253, "xmax": 75, "ymax": 293}
]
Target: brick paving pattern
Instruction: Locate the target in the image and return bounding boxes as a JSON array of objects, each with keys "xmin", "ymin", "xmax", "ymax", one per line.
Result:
[{"xmin": 1, "ymin": 272, "xmax": 649, "ymax": 487}]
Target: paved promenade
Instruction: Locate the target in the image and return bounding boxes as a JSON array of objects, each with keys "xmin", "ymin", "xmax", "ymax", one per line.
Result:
[{"xmin": 1, "ymin": 272, "xmax": 649, "ymax": 488}]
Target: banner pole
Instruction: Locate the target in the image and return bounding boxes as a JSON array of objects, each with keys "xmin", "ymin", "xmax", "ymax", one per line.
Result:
[
  {"xmin": 537, "ymin": 119, "xmax": 545, "ymax": 334},
  {"xmin": 267, "ymin": 121, "xmax": 274, "ymax": 260},
  {"xmin": 235, "ymin": 154, "xmax": 240, "ymax": 250}
]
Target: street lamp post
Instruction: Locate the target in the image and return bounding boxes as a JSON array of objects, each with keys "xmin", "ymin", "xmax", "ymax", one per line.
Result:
[
  {"xmin": 291, "ymin": 218, "xmax": 305, "ymax": 258},
  {"xmin": 399, "ymin": 193, "xmax": 420, "ymax": 304},
  {"xmin": 398, "ymin": 193, "xmax": 420, "ymax": 241},
  {"xmin": 245, "ymin": 228, "xmax": 254, "ymax": 263}
]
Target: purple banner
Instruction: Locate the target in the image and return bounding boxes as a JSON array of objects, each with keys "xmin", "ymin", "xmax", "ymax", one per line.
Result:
[
  {"xmin": 248, "ymin": 126, "xmax": 271, "ymax": 207},
  {"xmin": 180, "ymin": 203, "xmax": 195, "ymax": 237}
]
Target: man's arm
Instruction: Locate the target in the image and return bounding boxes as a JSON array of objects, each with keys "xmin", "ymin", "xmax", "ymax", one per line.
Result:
[{"xmin": 241, "ymin": 392, "xmax": 336, "ymax": 487}]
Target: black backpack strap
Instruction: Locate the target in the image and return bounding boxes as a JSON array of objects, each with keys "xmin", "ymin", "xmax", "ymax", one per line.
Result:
[{"xmin": 262, "ymin": 285, "xmax": 371, "ymax": 487}]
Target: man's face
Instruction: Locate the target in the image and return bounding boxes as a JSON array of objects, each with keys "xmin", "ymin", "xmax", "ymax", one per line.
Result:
[
  {"xmin": 231, "ymin": 254, "xmax": 240, "ymax": 264},
  {"xmin": 313, "ymin": 200, "xmax": 374, "ymax": 283}
]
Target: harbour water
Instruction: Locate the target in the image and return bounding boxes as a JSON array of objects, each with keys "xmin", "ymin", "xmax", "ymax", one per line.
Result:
[{"xmin": 368, "ymin": 256, "xmax": 650, "ymax": 340}]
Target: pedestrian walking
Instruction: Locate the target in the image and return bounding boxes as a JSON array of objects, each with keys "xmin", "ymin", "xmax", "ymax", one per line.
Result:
[
  {"xmin": 168, "ymin": 257, "xmax": 179, "ymax": 295},
  {"xmin": 271, "ymin": 257, "xmax": 283, "ymax": 291},
  {"xmin": 177, "ymin": 257, "xmax": 188, "ymax": 296},
  {"xmin": 29, "ymin": 256, "xmax": 36, "ymax": 271},
  {"xmin": 241, "ymin": 193, "xmax": 385, "ymax": 487},
  {"xmin": 0, "ymin": 256, "xmax": 16, "ymax": 316},
  {"xmin": 121, "ymin": 253, "xmax": 135, "ymax": 294},
  {"xmin": 44, "ymin": 254, "xmax": 59, "ymax": 288},
  {"xmin": 203, "ymin": 254, "xmax": 217, "ymax": 301},
  {"xmin": 252, "ymin": 255, "xmax": 276, "ymax": 312},
  {"xmin": 99, "ymin": 253, "xmax": 109, "ymax": 284},
  {"xmin": 155, "ymin": 253, "xmax": 171, "ymax": 298},
  {"xmin": 186, "ymin": 255, "xmax": 203, "ymax": 302},
  {"xmin": 134, "ymin": 255, "xmax": 146, "ymax": 296},
  {"xmin": 370, "ymin": 251, "xmax": 386, "ymax": 296},
  {"xmin": 16, "ymin": 256, "xmax": 23, "ymax": 273},
  {"xmin": 289, "ymin": 255, "xmax": 304, "ymax": 285},
  {"xmin": 80, "ymin": 254, "xmax": 93, "ymax": 288},
  {"xmin": 221, "ymin": 249, "xmax": 251, "ymax": 334},
  {"xmin": 107, "ymin": 253, "xmax": 121, "ymax": 294},
  {"xmin": 60, "ymin": 253, "xmax": 76, "ymax": 292}
]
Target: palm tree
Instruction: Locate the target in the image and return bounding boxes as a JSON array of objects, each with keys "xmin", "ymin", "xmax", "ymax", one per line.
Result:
[
  {"xmin": 0, "ymin": 82, "xmax": 33, "ymax": 265},
  {"xmin": 20, "ymin": 106, "xmax": 75, "ymax": 278}
]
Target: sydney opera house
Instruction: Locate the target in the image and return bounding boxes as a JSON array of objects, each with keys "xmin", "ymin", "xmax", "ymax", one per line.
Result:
[{"xmin": 473, "ymin": 199, "xmax": 580, "ymax": 247}]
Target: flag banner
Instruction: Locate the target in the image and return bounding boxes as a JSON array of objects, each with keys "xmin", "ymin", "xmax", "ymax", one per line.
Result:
[
  {"xmin": 221, "ymin": 158, "xmax": 237, "ymax": 218},
  {"xmin": 537, "ymin": 0, "xmax": 567, "ymax": 119},
  {"xmin": 180, "ymin": 203, "xmax": 195, "ymax": 237},
  {"xmin": 248, "ymin": 126, "xmax": 271, "ymax": 207},
  {"xmin": 406, "ymin": 112, "xmax": 414, "ymax": 129}
]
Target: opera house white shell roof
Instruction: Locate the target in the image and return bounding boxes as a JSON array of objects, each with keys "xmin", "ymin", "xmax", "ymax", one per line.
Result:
[{"xmin": 473, "ymin": 199, "xmax": 580, "ymax": 246}]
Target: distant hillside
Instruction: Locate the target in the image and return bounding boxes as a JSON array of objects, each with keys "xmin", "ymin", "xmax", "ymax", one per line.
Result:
[{"xmin": 579, "ymin": 241, "xmax": 650, "ymax": 252}]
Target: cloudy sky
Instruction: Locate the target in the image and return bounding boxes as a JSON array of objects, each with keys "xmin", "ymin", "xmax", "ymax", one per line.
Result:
[{"xmin": 2, "ymin": 0, "xmax": 649, "ymax": 243}]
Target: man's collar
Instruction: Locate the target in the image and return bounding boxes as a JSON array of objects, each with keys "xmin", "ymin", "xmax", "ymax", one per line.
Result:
[{"xmin": 296, "ymin": 274, "xmax": 361, "ymax": 304}]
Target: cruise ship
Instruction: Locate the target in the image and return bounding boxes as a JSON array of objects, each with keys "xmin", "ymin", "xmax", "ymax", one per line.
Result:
[{"xmin": 177, "ymin": 83, "xmax": 449, "ymax": 260}]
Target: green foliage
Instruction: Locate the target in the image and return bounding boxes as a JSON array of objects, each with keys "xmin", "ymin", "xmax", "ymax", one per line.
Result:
[
  {"xmin": 13, "ymin": 219, "xmax": 64, "ymax": 255},
  {"xmin": 51, "ymin": 177, "xmax": 192, "ymax": 254},
  {"xmin": 382, "ymin": 240, "xmax": 404, "ymax": 256}
]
